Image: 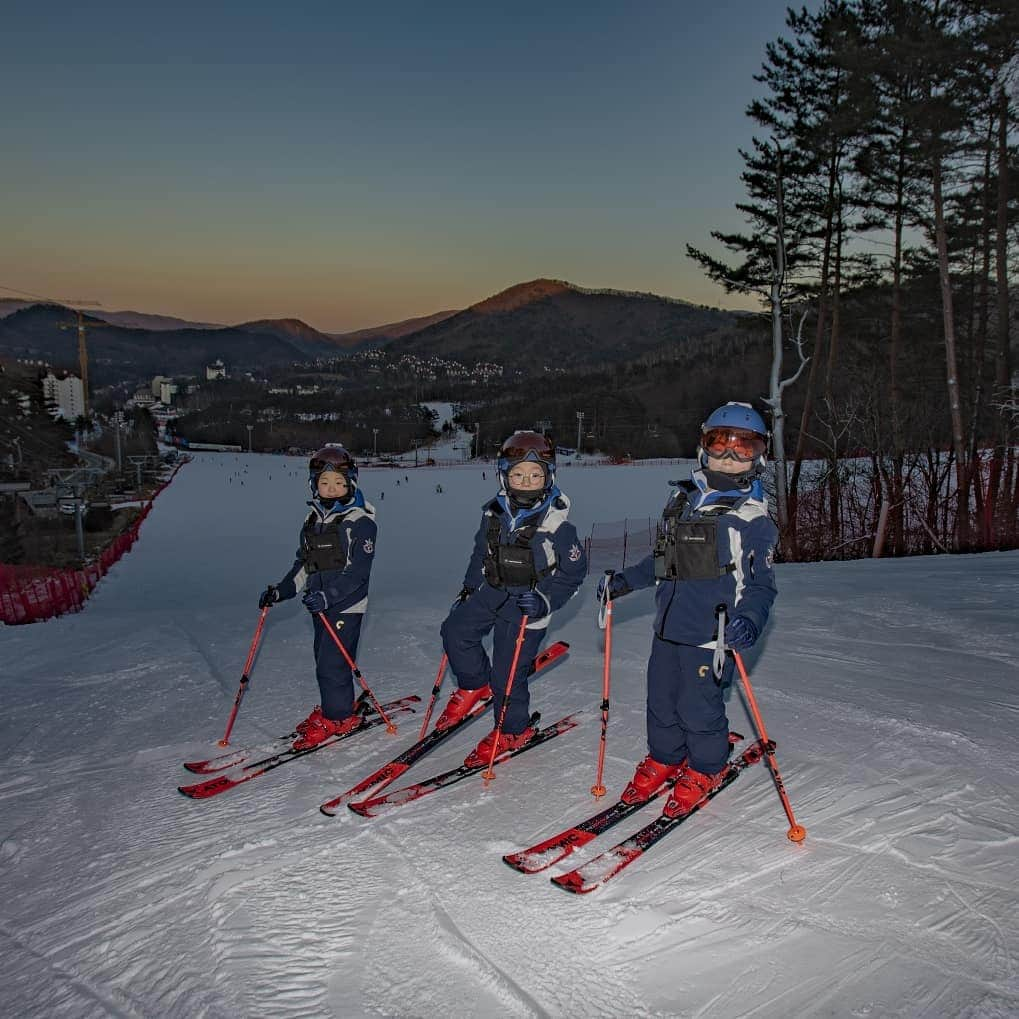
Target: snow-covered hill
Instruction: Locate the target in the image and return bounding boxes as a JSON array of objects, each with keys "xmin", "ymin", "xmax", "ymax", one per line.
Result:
[{"xmin": 2, "ymin": 455, "xmax": 1017, "ymax": 1017}]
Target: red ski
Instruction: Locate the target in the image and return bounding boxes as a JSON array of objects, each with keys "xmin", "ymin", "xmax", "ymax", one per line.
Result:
[
  {"xmin": 550, "ymin": 740, "xmax": 767, "ymax": 894},
  {"xmin": 182, "ymin": 693, "xmax": 421, "ymax": 775},
  {"xmin": 178, "ymin": 696, "xmax": 418, "ymax": 800},
  {"xmin": 319, "ymin": 640, "xmax": 569, "ymax": 815},
  {"xmin": 347, "ymin": 713, "xmax": 581, "ymax": 818},
  {"xmin": 504, "ymin": 732, "xmax": 743, "ymax": 874}
]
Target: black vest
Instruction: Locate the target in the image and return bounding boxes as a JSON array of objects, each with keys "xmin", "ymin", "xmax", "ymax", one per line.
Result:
[
  {"xmin": 482, "ymin": 511, "xmax": 550, "ymax": 588},
  {"xmin": 300, "ymin": 515, "xmax": 348, "ymax": 573},
  {"xmin": 653, "ymin": 481, "xmax": 738, "ymax": 582}
]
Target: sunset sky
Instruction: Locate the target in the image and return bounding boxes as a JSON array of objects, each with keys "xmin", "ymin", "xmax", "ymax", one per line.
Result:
[{"xmin": 3, "ymin": 1, "xmax": 820, "ymax": 332}]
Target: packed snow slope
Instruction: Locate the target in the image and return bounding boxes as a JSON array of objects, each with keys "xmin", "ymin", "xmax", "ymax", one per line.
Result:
[{"xmin": 2, "ymin": 455, "xmax": 1017, "ymax": 1018}]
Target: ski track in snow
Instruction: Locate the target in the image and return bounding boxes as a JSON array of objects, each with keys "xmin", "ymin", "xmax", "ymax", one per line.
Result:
[{"xmin": 1, "ymin": 452, "xmax": 1018, "ymax": 1017}]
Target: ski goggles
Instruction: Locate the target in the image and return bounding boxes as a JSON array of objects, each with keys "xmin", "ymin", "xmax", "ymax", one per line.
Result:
[
  {"xmin": 500, "ymin": 446, "xmax": 554, "ymax": 465},
  {"xmin": 701, "ymin": 427, "xmax": 767, "ymax": 462},
  {"xmin": 310, "ymin": 456, "xmax": 352, "ymax": 475}
]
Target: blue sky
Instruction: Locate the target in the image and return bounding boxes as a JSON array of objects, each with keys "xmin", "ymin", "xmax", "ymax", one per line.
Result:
[{"xmin": 2, "ymin": 1, "xmax": 820, "ymax": 331}]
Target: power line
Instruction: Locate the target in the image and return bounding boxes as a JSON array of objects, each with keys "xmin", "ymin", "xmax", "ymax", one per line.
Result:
[{"xmin": 0, "ymin": 283, "xmax": 101, "ymax": 307}]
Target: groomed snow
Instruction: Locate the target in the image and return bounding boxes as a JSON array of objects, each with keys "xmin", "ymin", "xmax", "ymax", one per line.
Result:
[{"xmin": 2, "ymin": 454, "xmax": 1017, "ymax": 1018}]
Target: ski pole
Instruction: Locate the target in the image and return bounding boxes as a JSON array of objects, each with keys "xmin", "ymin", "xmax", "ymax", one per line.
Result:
[
  {"xmin": 218, "ymin": 605, "xmax": 270, "ymax": 746},
  {"xmin": 483, "ymin": 614, "xmax": 529, "ymax": 783},
  {"xmin": 732, "ymin": 650, "xmax": 806, "ymax": 844},
  {"xmin": 316, "ymin": 612, "xmax": 398, "ymax": 734},
  {"xmin": 417, "ymin": 653, "xmax": 449, "ymax": 739},
  {"xmin": 591, "ymin": 570, "xmax": 614, "ymax": 797}
]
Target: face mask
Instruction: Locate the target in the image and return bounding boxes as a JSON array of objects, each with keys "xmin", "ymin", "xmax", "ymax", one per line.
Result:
[
  {"xmin": 509, "ymin": 489, "xmax": 544, "ymax": 509},
  {"xmin": 702, "ymin": 467, "xmax": 752, "ymax": 491}
]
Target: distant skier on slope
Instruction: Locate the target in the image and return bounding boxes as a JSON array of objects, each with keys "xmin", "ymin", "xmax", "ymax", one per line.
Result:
[
  {"xmin": 598, "ymin": 403, "xmax": 778, "ymax": 815},
  {"xmin": 257, "ymin": 445, "xmax": 378, "ymax": 750},
  {"xmin": 437, "ymin": 431, "xmax": 587, "ymax": 766}
]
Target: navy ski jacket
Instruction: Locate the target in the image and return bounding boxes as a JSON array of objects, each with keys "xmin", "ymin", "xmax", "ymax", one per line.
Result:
[
  {"xmin": 462, "ymin": 490, "xmax": 587, "ymax": 629},
  {"xmin": 617, "ymin": 470, "xmax": 778, "ymax": 647},
  {"xmin": 277, "ymin": 494, "xmax": 377, "ymax": 614}
]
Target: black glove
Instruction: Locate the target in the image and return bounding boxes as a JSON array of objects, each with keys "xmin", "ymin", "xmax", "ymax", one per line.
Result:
[
  {"xmin": 258, "ymin": 584, "xmax": 280, "ymax": 609},
  {"xmin": 452, "ymin": 585, "xmax": 475, "ymax": 610}
]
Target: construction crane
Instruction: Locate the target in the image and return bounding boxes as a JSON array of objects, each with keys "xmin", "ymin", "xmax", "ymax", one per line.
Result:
[
  {"xmin": 0, "ymin": 285, "xmax": 104, "ymax": 418},
  {"xmin": 58, "ymin": 308, "xmax": 104, "ymax": 416}
]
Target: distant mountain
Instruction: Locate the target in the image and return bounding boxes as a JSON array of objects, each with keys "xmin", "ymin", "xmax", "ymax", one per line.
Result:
[
  {"xmin": 0, "ymin": 281, "xmax": 744, "ymax": 382},
  {"xmin": 331, "ymin": 310, "xmax": 460, "ymax": 348},
  {"xmin": 97, "ymin": 309, "xmax": 223, "ymax": 331},
  {"xmin": 0, "ymin": 304, "xmax": 330, "ymax": 384},
  {"xmin": 383, "ymin": 278, "xmax": 739, "ymax": 369},
  {"xmin": 234, "ymin": 318, "xmax": 337, "ymax": 352},
  {"xmin": 0, "ymin": 299, "xmax": 38, "ymax": 319},
  {"xmin": 0, "ymin": 299, "xmax": 220, "ymax": 332}
]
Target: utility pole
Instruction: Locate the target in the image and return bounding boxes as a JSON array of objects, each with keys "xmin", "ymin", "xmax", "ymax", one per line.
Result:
[
  {"xmin": 576, "ymin": 411, "xmax": 585, "ymax": 454},
  {"xmin": 128, "ymin": 455, "xmax": 147, "ymax": 491},
  {"xmin": 372, "ymin": 428, "xmax": 379, "ymax": 458},
  {"xmin": 74, "ymin": 499, "xmax": 86, "ymax": 561},
  {"xmin": 113, "ymin": 411, "xmax": 123, "ymax": 472},
  {"xmin": 246, "ymin": 424, "xmax": 253, "ymax": 454}
]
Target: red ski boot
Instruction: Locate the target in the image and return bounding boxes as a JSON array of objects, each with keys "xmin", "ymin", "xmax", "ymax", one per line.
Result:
[
  {"xmin": 620, "ymin": 755, "xmax": 684, "ymax": 804},
  {"xmin": 295, "ymin": 706, "xmax": 325, "ymax": 735},
  {"xmin": 662, "ymin": 766, "xmax": 725, "ymax": 817},
  {"xmin": 434, "ymin": 684, "xmax": 492, "ymax": 731},
  {"xmin": 464, "ymin": 726, "xmax": 536, "ymax": 768},
  {"xmin": 293, "ymin": 709, "xmax": 364, "ymax": 751}
]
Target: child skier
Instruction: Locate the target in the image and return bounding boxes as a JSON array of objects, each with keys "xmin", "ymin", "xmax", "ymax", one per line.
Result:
[
  {"xmin": 258, "ymin": 444, "xmax": 378, "ymax": 750},
  {"xmin": 599, "ymin": 403, "xmax": 778, "ymax": 815},
  {"xmin": 437, "ymin": 431, "xmax": 587, "ymax": 765}
]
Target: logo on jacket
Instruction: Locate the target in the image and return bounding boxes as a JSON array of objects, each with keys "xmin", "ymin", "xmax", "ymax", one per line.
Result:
[
  {"xmin": 568, "ymin": 544, "xmax": 581, "ymax": 562},
  {"xmin": 363, "ymin": 538, "xmax": 374, "ymax": 555}
]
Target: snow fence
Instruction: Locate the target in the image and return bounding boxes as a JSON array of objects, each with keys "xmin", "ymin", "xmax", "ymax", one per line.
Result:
[
  {"xmin": 0, "ymin": 461, "xmax": 186, "ymax": 625},
  {"xmin": 585, "ymin": 517, "xmax": 655, "ymax": 573}
]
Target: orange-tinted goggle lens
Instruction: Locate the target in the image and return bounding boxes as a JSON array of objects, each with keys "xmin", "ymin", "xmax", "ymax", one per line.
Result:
[{"xmin": 702, "ymin": 427, "xmax": 766, "ymax": 461}]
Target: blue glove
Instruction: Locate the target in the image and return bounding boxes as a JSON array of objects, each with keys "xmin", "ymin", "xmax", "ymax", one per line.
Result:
[
  {"xmin": 302, "ymin": 589, "xmax": 329, "ymax": 614},
  {"xmin": 724, "ymin": 616, "xmax": 759, "ymax": 651},
  {"xmin": 596, "ymin": 573, "xmax": 631, "ymax": 601},
  {"xmin": 258, "ymin": 584, "xmax": 279, "ymax": 609},
  {"xmin": 516, "ymin": 590, "xmax": 549, "ymax": 621}
]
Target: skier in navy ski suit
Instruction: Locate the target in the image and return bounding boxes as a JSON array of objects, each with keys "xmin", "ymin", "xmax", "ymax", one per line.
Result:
[
  {"xmin": 601, "ymin": 403, "xmax": 778, "ymax": 815},
  {"xmin": 258, "ymin": 445, "xmax": 377, "ymax": 750},
  {"xmin": 437, "ymin": 431, "xmax": 587, "ymax": 767}
]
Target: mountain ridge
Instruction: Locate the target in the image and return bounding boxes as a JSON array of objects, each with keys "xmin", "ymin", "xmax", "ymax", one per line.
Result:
[
  {"xmin": 0, "ymin": 278, "xmax": 742, "ymax": 382},
  {"xmin": 382, "ymin": 278, "xmax": 738, "ymax": 369}
]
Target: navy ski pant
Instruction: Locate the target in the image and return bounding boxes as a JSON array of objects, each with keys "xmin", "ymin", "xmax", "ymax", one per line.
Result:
[
  {"xmin": 440, "ymin": 593, "xmax": 544, "ymax": 735},
  {"xmin": 312, "ymin": 609, "xmax": 363, "ymax": 721},
  {"xmin": 646, "ymin": 636, "xmax": 733, "ymax": 774}
]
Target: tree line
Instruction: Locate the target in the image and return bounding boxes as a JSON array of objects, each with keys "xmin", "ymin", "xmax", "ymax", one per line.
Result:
[{"xmin": 688, "ymin": 0, "xmax": 1017, "ymax": 559}]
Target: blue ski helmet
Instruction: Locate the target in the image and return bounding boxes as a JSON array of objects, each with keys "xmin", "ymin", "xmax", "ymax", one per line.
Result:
[
  {"xmin": 698, "ymin": 402, "xmax": 769, "ymax": 472},
  {"xmin": 497, "ymin": 430, "xmax": 556, "ymax": 495},
  {"xmin": 308, "ymin": 444, "xmax": 358, "ymax": 495}
]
